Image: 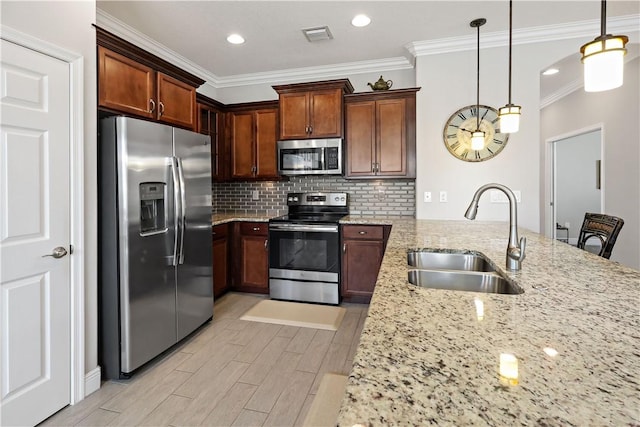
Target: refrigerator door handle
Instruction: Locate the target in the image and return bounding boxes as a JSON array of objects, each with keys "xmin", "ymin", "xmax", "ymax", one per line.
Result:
[
  {"xmin": 170, "ymin": 156, "xmax": 181, "ymax": 266},
  {"xmin": 176, "ymin": 157, "xmax": 187, "ymax": 265}
]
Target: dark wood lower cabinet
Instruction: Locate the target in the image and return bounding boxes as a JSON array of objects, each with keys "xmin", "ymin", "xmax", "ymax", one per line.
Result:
[
  {"xmin": 341, "ymin": 224, "xmax": 391, "ymax": 303},
  {"xmin": 233, "ymin": 222, "xmax": 269, "ymax": 294},
  {"xmin": 212, "ymin": 223, "xmax": 229, "ymax": 298}
]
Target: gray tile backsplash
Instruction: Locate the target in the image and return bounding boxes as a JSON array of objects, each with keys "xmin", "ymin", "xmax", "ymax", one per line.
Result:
[{"xmin": 213, "ymin": 176, "xmax": 415, "ymax": 217}]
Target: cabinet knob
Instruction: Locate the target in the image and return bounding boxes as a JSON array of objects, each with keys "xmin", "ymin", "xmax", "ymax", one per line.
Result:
[
  {"xmin": 149, "ymin": 99, "xmax": 156, "ymax": 113},
  {"xmin": 359, "ymin": 231, "xmax": 367, "ymax": 235}
]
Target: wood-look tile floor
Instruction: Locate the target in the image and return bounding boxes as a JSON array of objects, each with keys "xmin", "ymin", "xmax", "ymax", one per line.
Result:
[{"xmin": 41, "ymin": 293, "xmax": 368, "ymax": 427}]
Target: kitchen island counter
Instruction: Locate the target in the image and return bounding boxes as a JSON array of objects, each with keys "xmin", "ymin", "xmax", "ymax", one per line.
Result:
[{"xmin": 337, "ymin": 218, "xmax": 639, "ymax": 426}]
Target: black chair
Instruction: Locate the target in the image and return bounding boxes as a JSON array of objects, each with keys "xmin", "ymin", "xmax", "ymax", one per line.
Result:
[{"xmin": 576, "ymin": 213, "xmax": 624, "ymax": 259}]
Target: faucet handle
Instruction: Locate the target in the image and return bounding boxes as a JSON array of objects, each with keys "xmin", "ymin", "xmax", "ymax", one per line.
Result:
[{"xmin": 518, "ymin": 237, "xmax": 527, "ymax": 261}]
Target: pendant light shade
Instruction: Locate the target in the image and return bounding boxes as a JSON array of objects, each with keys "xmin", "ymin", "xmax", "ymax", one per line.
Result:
[
  {"xmin": 470, "ymin": 18, "xmax": 486, "ymax": 150},
  {"xmin": 580, "ymin": 0, "xmax": 628, "ymax": 92},
  {"xmin": 499, "ymin": 0, "xmax": 521, "ymax": 133},
  {"xmin": 471, "ymin": 132, "xmax": 485, "ymax": 150}
]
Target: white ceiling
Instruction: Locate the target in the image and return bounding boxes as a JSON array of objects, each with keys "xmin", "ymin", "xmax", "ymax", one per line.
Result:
[{"xmin": 97, "ymin": 1, "xmax": 639, "ymax": 98}]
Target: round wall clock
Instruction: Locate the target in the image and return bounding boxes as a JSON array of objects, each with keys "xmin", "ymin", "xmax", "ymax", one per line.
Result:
[{"xmin": 442, "ymin": 104, "xmax": 509, "ymax": 162}]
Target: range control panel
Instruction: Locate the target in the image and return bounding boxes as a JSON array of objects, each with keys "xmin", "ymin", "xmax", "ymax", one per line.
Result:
[{"xmin": 286, "ymin": 192, "xmax": 348, "ymax": 207}]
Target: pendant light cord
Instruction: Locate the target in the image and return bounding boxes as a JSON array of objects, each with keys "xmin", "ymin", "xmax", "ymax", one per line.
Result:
[
  {"xmin": 508, "ymin": 0, "xmax": 513, "ymax": 104},
  {"xmin": 600, "ymin": 0, "xmax": 606, "ymax": 36},
  {"xmin": 476, "ymin": 22, "xmax": 480, "ymax": 131}
]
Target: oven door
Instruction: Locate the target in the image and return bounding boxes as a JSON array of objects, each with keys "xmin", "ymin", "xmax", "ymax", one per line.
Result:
[{"xmin": 268, "ymin": 223, "xmax": 340, "ymax": 282}]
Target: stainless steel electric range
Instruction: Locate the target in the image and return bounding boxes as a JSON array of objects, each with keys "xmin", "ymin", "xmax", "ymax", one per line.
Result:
[{"xmin": 268, "ymin": 192, "xmax": 348, "ymax": 305}]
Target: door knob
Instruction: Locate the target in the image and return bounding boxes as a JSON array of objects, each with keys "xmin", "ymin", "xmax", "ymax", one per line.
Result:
[{"xmin": 42, "ymin": 246, "xmax": 68, "ymax": 259}]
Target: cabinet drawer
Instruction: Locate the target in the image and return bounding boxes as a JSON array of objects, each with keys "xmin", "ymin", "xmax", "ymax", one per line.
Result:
[
  {"xmin": 212, "ymin": 223, "xmax": 229, "ymax": 239},
  {"xmin": 239, "ymin": 222, "xmax": 268, "ymax": 236},
  {"xmin": 342, "ymin": 225, "xmax": 384, "ymax": 240}
]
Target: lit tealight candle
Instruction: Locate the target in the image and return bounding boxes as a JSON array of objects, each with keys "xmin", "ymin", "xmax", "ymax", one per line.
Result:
[{"xmin": 499, "ymin": 353, "xmax": 519, "ymax": 386}]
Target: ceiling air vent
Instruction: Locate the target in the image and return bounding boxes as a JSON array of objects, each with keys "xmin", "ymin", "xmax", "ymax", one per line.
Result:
[{"xmin": 302, "ymin": 26, "xmax": 333, "ymax": 42}]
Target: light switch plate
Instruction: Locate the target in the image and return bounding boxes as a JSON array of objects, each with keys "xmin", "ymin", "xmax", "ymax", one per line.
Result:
[
  {"xmin": 252, "ymin": 190, "xmax": 259, "ymax": 200},
  {"xmin": 439, "ymin": 191, "xmax": 447, "ymax": 203}
]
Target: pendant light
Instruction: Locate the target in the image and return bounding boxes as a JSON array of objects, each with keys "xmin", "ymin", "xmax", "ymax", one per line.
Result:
[
  {"xmin": 470, "ymin": 18, "xmax": 486, "ymax": 151},
  {"xmin": 498, "ymin": 0, "xmax": 521, "ymax": 133},
  {"xmin": 580, "ymin": 0, "xmax": 628, "ymax": 92}
]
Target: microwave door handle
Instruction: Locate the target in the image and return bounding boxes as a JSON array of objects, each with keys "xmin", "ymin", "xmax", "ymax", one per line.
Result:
[{"xmin": 320, "ymin": 147, "xmax": 326, "ymax": 170}]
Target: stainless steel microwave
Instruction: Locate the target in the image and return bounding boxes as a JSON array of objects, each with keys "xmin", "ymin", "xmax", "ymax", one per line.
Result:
[{"xmin": 277, "ymin": 138, "xmax": 343, "ymax": 176}]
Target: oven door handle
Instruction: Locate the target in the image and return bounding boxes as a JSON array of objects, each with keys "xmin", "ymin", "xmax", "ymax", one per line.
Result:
[{"xmin": 269, "ymin": 223, "xmax": 339, "ymax": 233}]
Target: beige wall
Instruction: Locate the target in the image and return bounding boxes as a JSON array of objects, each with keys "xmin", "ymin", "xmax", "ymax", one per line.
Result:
[
  {"xmin": 1, "ymin": 0, "xmax": 99, "ymax": 376},
  {"xmin": 414, "ymin": 38, "xmax": 581, "ymax": 232},
  {"xmin": 541, "ymin": 58, "xmax": 639, "ymax": 268}
]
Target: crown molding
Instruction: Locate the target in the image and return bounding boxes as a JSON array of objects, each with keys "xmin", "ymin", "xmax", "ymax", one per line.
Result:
[
  {"xmin": 96, "ymin": 9, "xmax": 411, "ymax": 89},
  {"xmin": 216, "ymin": 57, "xmax": 412, "ymax": 88},
  {"xmin": 540, "ymin": 78, "xmax": 583, "ymax": 109},
  {"xmin": 97, "ymin": 9, "xmax": 637, "ymax": 90},
  {"xmin": 96, "ymin": 10, "xmax": 222, "ymax": 85},
  {"xmin": 408, "ymin": 14, "xmax": 640, "ymax": 57}
]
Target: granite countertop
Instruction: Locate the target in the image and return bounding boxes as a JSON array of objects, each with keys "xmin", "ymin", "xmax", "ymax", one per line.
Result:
[
  {"xmin": 211, "ymin": 213, "xmax": 272, "ymax": 226},
  {"xmin": 337, "ymin": 218, "xmax": 640, "ymax": 426}
]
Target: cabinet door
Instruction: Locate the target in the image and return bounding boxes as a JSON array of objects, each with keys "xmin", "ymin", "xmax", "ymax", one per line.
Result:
[
  {"xmin": 346, "ymin": 101, "xmax": 376, "ymax": 177},
  {"xmin": 230, "ymin": 112, "xmax": 255, "ymax": 178},
  {"xmin": 239, "ymin": 235, "xmax": 269, "ymax": 293},
  {"xmin": 376, "ymin": 98, "xmax": 407, "ymax": 176},
  {"xmin": 212, "ymin": 235, "xmax": 228, "ymax": 298},
  {"xmin": 98, "ymin": 46, "xmax": 155, "ymax": 118},
  {"xmin": 157, "ymin": 72, "xmax": 197, "ymax": 130},
  {"xmin": 255, "ymin": 109, "xmax": 278, "ymax": 178},
  {"xmin": 342, "ymin": 239, "xmax": 384, "ymax": 299},
  {"xmin": 279, "ymin": 92, "xmax": 309, "ymax": 139},
  {"xmin": 309, "ymin": 89, "xmax": 343, "ymax": 138}
]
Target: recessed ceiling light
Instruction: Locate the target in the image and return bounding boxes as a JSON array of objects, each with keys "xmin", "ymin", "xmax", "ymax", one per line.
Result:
[
  {"xmin": 542, "ymin": 68, "xmax": 559, "ymax": 76},
  {"xmin": 226, "ymin": 34, "xmax": 245, "ymax": 45},
  {"xmin": 352, "ymin": 14, "xmax": 371, "ymax": 27}
]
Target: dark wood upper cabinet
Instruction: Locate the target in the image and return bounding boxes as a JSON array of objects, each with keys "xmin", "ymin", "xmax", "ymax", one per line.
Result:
[
  {"xmin": 98, "ymin": 46, "xmax": 155, "ymax": 119},
  {"xmin": 273, "ymin": 79, "xmax": 354, "ymax": 140},
  {"xmin": 344, "ymin": 88, "xmax": 420, "ymax": 179},
  {"xmin": 197, "ymin": 94, "xmax": 227, "ymax": 181},
  {"xmin": 96, "ymin": 27, "xmax": 204, "ymax": 131},
  {"xmin": 227, "ymin": 101, "xmax": 279, "ymax": 180}
]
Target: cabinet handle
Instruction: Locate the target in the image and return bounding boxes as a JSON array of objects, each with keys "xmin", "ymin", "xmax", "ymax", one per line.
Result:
[
  {"xmin": 158, "ymin": 101, "xmax": 165, "ymax": 117},
  {"xmin": 149, "ymin": 99, "xmax": 156, "ymax": 113},
  {"xmin": 212, "ymin": 231, "xmax": 216, "ymax": 236},
  {"xmin": 308, "ymin": 125, "xmax": 313, "ymax": 134},
  {"xmin": 253, "ymin": 227, "xmax": 260, "ymax": 231},
  {"xmin": 343, "ymin": 243, "xmax": 346, "ymax": 253},
  {"xmin": 264, "ymin": 239, "xmax": 268, "ymax": 249},
  {"xmin": 359, "ymin": 231, "xmax": 367, "ymax": 235}
]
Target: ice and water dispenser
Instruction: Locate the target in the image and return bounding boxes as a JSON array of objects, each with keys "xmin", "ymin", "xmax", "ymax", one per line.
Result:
[{"xmin": 139, "ymin": 182, "xmax": 166, "ymax": 234}]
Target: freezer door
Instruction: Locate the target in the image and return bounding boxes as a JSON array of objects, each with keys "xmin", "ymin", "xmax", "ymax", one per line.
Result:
[
  {"xmin": 116, "ymin": 117, "xmax": 178, "ymax": 373},
  {"xmin": 173, "ymin": 127, "xmax": 214, "ymax": 340}
]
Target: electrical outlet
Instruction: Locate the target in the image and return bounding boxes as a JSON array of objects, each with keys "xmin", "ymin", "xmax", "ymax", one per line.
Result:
[
  {"xmin": 252, "ymin": 190, "xmax": 259, "ymax": 200},
  {"xmin": 439, "ymin": 191, "xmax": 447, "ymax": 203},
  {"xmin": 424, "ymin": 192, "xmax": 432, "ymax": 203}
]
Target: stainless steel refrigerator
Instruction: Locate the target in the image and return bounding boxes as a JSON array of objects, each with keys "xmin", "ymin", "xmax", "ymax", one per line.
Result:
[{"xmin": 99, "ymin": 116, "xmax": 213, "ymax": 379}]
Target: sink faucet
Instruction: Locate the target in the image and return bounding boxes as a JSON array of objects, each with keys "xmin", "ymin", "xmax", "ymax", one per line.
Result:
[{"xmin": 464, "ymin": 183, "xmax": 526, "ymax": 271}]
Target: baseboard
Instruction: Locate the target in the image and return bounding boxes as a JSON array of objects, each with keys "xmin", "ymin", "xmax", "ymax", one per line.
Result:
[{"xmin": 84, "ymin": 366, "xmax": 101, "ymax": 397}]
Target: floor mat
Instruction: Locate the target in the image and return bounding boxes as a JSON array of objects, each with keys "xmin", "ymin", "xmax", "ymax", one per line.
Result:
[{"xmin": 239, "ymin": 299, "xmax": 346, "ymax": 331}]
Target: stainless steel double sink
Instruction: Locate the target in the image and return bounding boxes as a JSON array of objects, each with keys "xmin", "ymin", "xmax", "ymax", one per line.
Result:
[{"xmin": 407, "ymin": 251, "xmax": 523, "ymax": 295}]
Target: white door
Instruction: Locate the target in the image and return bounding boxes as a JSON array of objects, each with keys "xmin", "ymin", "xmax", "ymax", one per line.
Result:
[{"xmin": 0, "ymin": 39, "xmax": 71, "ymax": 426}]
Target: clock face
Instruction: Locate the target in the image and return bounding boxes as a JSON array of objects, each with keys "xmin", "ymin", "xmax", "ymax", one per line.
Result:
[{"xmin": 443, "ymin": 105, "xmax": 509, "ymax": 162}]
